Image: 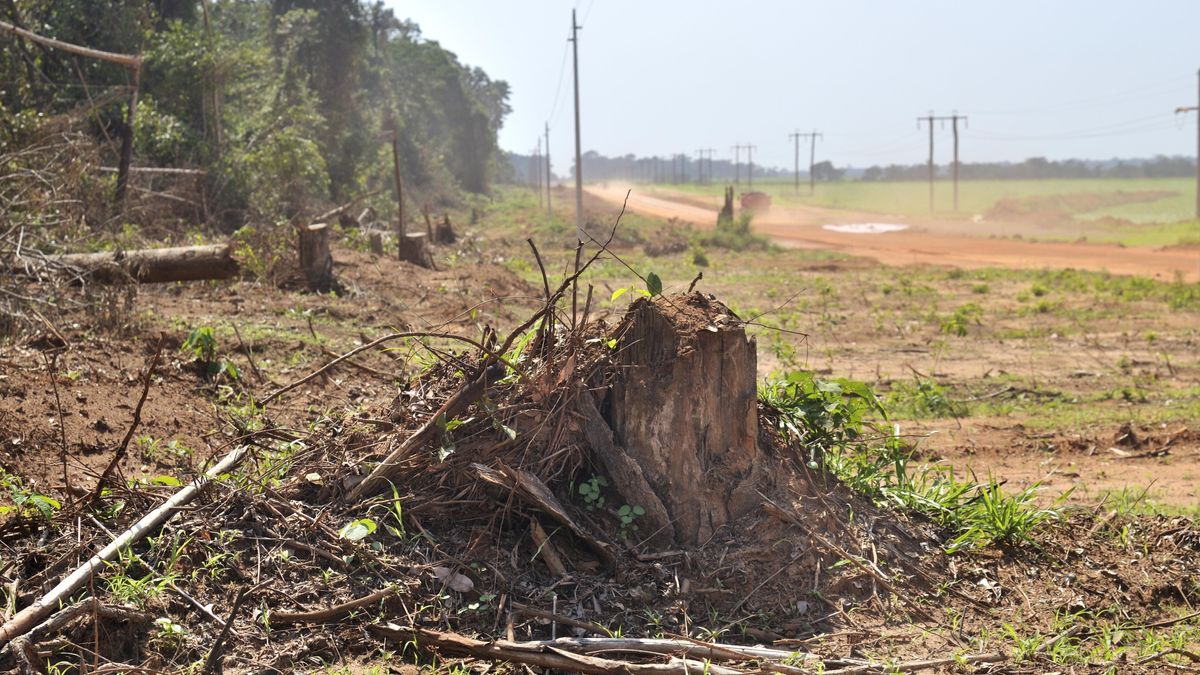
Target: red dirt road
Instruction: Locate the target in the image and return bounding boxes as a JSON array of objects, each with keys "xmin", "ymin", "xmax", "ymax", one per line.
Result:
[{"xmin": 586, "ymin": 185, "xmax": 1200, "ymax": 281}]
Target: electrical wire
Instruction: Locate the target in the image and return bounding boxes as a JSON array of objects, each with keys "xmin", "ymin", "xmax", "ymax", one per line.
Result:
[
  {"xmin": 545, "ymin": 35, "xmax": 570, "ymax": 125},
  {"xmin": 971, "ymin": 74, "xmax": 1193, "ymax": 117}
]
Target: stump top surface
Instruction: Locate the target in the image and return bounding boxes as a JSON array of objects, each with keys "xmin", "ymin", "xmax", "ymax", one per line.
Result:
[{"xmin": 628, "ymin": 292, "xmax": 743, "ymax": 335}]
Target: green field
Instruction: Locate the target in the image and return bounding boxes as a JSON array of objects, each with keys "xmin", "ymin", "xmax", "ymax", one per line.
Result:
[{"xmin": 653, "ymin": 178, "xmax": 1200, "ymax": 246}]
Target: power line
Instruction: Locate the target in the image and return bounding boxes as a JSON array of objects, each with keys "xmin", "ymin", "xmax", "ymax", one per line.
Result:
[{"xmin": 545, "ymin": 38, "xmax": 571, "ymax": 123}]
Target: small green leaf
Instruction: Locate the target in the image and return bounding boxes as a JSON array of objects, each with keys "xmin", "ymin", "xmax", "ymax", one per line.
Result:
[
  {"xmin": 617, "ymin": 505, "xmax": 631, "ymax": 517},
  {"xmin": 151, "ymin": 475, "xmax": 182, "ymax": 487},
  {"xmin": 646, "ymin": 273, "xmax": 663, "ymax": 296},
  {"xmin": 632, "ymin": 505, "xmax": 645, "ymax": 516},
  {"xmin": 339, "ymin": 518, "xmax": 378, "ymax": 542},
  {"xmin": 611, "ymin": 287, "xmax": 630, "ymax": 302}
]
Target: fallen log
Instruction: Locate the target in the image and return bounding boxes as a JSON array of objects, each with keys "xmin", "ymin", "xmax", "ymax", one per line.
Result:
[{"xmin": 11, "ymin": 244, "xmax": 238, "ymax": 284}]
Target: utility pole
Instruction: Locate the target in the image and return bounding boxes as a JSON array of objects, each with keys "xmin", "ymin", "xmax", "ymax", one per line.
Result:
[
  {"xmin": 950, "ymin": 113, "xmax": 967, "ymax": 212},
  {"xmin": 544, "ymin": 122, "xmax": 552, "ymax": 221},
  {"xmin": 789, "ymin": 131, "xmax": 801, "ymax": 193},
  {"xmin": 916, "ymin": 113, "xmax": 960, "ymax": 214},
  {"xmin": 534, "ymin": 138, "xmax": 543, "ymax": 208},
  {"xmin": 1176, "ymin": 68, "xmax": 1200, "ymax": 219},
  {"xmin": 569, "ymin": 8, "xmax": 583, "ymax": 243},
  {"xmin": 731, "ymin": 145, "xmax": 742, "ymax": 185},
  {"xmin": 789, "ymin": 130, "xmax": 822, "ymax": 194},
  {"xmin": 745, "ymin": 144, "xmax": 757, "ymax": 190}
]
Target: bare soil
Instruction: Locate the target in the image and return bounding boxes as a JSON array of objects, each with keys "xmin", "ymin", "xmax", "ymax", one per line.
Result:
[
  {"xmin": 587, "ymin": 185, "xmax": 1200, "ymax": 282},
  {"xmin": 0, "ymin": 192, "xmax": 1197, "ymax": 673}
]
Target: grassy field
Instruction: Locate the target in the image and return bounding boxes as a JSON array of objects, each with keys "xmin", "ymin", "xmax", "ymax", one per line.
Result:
[{"xmin": 654, "ymin": 178, "xmax": 1200, "ymax": 245}]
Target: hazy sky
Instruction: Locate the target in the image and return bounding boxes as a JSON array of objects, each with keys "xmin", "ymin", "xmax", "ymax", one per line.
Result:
[{"xmin": 391, "ymin": 1, "xmax": 1200, "ymax": 172}]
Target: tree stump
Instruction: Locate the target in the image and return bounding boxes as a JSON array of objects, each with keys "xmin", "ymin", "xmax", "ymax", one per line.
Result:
[
  {"xmin": 435, "ymin": 215, "xmax": 457, "ymax": 245},
  {"xmin": 718, "ymin": 186, "xmax": 735, "ymax": 224},
  {"xmin": 398, "ymin": 232, "xmax": 433, "ymax": 268},
  {"xmin": 604, "ymin": 292, "xmax": 765, "ymax": 547},
  {"xmin": 367, "ymin": 230, "xmax": 385, "ymax": 255},
  {"xmin": 299, "ymin": 223, "xmax": 334, "ymax": 292}
]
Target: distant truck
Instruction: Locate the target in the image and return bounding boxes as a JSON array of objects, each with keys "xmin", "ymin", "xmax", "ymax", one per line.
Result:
[{"xmin": 740, "ymin": 191, "xmax": 771, "ymax": 212}]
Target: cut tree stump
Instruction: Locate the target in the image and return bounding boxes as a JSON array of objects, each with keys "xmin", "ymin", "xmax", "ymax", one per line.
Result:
[
  {"xmin": 10, "ymin": 244, "xmax": 239, "ymax": 284},
  {"xmin": 605, "ymin": 292, "xmax": 765, "ymax": 546},
  {"xmin": 718, "ymin": 186, "xmax": 735, "ymax": 224},
  {"xmin": 367, "ymin": 230, "xmax": 385, "ymax": 255},
  {"xmin": 435, "ymin": 215, "xmax": 457, "ymax": 244},
  {"xmin": 398, "ymin": 232, "xmax": 433, "ymax": 268},
  {"xmin": 299, "ymin": 222, "xmax": 334, "ymax": 292}
]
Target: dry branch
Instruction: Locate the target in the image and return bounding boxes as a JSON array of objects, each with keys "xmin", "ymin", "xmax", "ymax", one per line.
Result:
[
  {"xmin": 0, "ymin": 446, "xmax": 249, "ymax": 648},
  {"xmin": 269, "ymin": 586, "xmax": 400, "ymax": 625},
  {"xmin": 0, "ymin": 20, "xmax": 140, "ymax": 69},
  {"xmin": 370, "ymin": 625, "xmax": 755, "ymax": 675}
]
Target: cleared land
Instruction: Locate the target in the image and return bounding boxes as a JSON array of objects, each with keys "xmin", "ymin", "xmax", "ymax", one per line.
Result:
[{"xmin": 1, "ymin": 185, "xmax": 1198, "ymax": 672}]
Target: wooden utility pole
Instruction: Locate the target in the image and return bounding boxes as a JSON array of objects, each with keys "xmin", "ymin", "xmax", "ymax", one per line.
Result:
[
  {"xmin": 789, "ymin": 130, "xmax": 822, "ymax": 195},
  {"xmin": 916, "ymin": 113, "xmax": 960, "ymax": 213},
  {"xmin": 950, "ymin": 114, "xmax": 967, "ymax": 212},
  {"xmin": 386, "ymin": 119, "xmax": 405, "ymax": 251},
  {"xmin": 1176, "ymin": 68, "xmax": 1200, "ymax": 219},
  {"xmin": 534, "ymin": 138, "xmax": 543, "ymax": 208},
  {"xmin": 0, "ymin": 20, "xmax": 142, "ymax": 206},
  {"xmin": 696, "ymin": 149, "xmax": 715, "ymax": 185},
  {"xmin": 731, "ymin": 145, "xmax": 742, "ymax": 185},
  {"xmin": 745, "ymin": 145, "xmax": 757, "ymax": 190},
  {"xmin": 569, "ymin": 9, "xmax": 584, "ymax": 244},
  {"xmin": 544, "ymin": 122, "xmax": 552, "ymax": 220}
]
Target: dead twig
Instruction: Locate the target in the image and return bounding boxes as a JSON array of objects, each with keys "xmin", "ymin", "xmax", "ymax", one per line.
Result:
[
  {"xmin": 202, "ymin": 583, "xmax": 257, "ymax": 673},
  {"xmin": 511, "ymin": 602, "xmax": 609, "ymax": 637},
  {"xmin": 269, "ymin": 585, "xmax": 400, "ymax": 625},
  {"xmin": 90, "ymin": 333, "xmax": 167, "ymax": 504},
  {"xmin": 0, "ymin": 445, "xmax": 249, "ymax": 648}
]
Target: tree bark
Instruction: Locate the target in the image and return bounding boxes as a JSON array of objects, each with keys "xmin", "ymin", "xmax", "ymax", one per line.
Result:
[
  {"xmin": 398, "ymin": 232, "xmax": 432, "ymax": 268},
  {"xmin": 605, "ymin": 293, "xmax": 765, "ymax": 547},
  {"xmin": 367, "ymin": 230, "xmax": 385, "ymax": 255},
  {"xmin": 11, "ymin": 244, "xmax": 238, "ymax": 284},
  {"xmin": 299, "ymin": 223, "xmax": 334, "ymax": 292},
  {"xmin": 435, "ymin": 214, "xmax": 457, "ymax": 244}
]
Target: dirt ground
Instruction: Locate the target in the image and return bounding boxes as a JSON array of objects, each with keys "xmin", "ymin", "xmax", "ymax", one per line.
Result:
[
  {"xmin": 586, "ymin": 184, "xmax": 1200, "ymax": 282},
  {"xmin": 1, "ymin": 189, "xmax": 1198, "ymax": 673}
]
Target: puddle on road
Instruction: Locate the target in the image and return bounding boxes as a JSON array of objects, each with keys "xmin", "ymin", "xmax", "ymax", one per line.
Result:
[{"xmin": 822, "ymin": 223, "xmax": 909, "ymax": 234}]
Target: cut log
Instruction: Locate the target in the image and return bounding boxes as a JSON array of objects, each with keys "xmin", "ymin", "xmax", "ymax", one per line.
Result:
[
  {"xmin": 398, "ymin": 232, "xmax": 433, "ymax": 268},
  {"xmin": 11, "ymin": 244, "xmax": 239, "ymax": 284},
  {"xmin": 605, "ymin": 292, "xmax": 765, "ymax": 547},
  {"xmin": 299, "ymin": 223, "xmax": 334, "ymax": 292}
]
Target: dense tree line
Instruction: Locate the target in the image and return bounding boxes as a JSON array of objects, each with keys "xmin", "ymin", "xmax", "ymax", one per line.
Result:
[
  {"xmin": 505, "ymin": 150, "xmax": 791, "ymax": 185},
  {"xmin": 0, "ymin": 0, "xmax": 510, "ymax": 226},
  {"xmin": 860, "ymin": 155, "xmax": 1195, "ymax": 181}
]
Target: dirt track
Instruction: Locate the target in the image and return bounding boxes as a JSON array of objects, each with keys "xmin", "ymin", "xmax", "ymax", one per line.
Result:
[{"xmin": 586, "ymin": 184, "xmax": 1200, "ymax": 281}]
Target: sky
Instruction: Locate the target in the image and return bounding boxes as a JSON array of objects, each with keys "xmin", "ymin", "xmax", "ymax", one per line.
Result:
[{"xmin": 389, "ymin": 1, "xmax": 1200, "ymax": 172}]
